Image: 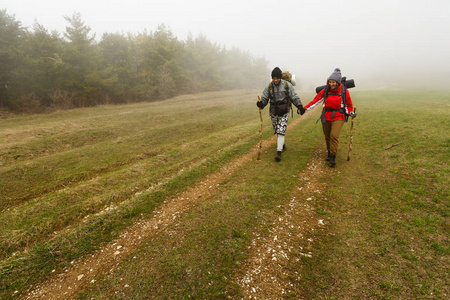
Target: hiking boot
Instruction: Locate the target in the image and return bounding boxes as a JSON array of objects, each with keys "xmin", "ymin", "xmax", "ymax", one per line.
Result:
[
  {"xmin": 275, "ymin": 151, "xmax": 282, "ymax": 162},
  {"xmin": 329, "ymin": 155, "xmax": 336, "ymax": 167},
  {"xmin": 326, "ymin": 151, "xmax": 331, "ymax": 161},
  {"xmin": 282, "ymin": 144, "xmax": 286, "ymax": 152}
]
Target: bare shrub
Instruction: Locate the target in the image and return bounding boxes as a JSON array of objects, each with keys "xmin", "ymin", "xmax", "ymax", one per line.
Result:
[
  {"xmin": 157, "ymin": 67, "xmax": 176, "ymax": 99},
  {"xmin": 185, "ymin": 75, "xmax": 203, "ymax": 94},
  {"xmin": 0, "ymin": 108, "xmax": 14, "ymax": 118},
  {"xmin": 13, "ymin": 94, "xmax": 44, "ymax": 113},
  {"xmin": 49, "ymin": 90, "xmax": 76, "ymax": 110},
  {"xmin": 103, "ymin": 95, "xmax": 111, "ymax": 105}
]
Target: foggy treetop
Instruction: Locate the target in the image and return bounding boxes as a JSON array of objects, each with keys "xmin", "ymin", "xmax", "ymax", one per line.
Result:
[{"xmin": 3, "ymin": 0, "xmax": 450, "ymax": 89}]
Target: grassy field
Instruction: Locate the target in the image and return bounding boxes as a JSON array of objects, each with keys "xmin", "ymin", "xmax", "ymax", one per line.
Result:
[
  {"xmin": 0, "ymin": 89, "xmax": 448, "ymax": 299},
  {"xmin": 295, "ymin": 90, "xmax": 450, "ymax": 299}
]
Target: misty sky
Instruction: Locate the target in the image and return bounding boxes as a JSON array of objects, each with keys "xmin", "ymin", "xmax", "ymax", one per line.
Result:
[{"xmin": 2, "ymin": 0, "xmax": 450, "ymax": 89}]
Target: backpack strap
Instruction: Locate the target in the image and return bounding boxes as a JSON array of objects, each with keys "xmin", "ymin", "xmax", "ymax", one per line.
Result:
[
  {"xmin": 320, "ymin": 86, "xmax": 329, "ymax": 123},
  {"xmin": 268, "ymin": 82, "xmax": 274, "ymax": 102},
  {"xmin": 268, "ymin": 80, "xmax": 291, "ymax": 104},
  {"xmin": 284, "ymin": 81, "xmax": 294, "ymax": 117},
  {"xmin": 323, "ymin": 85, "xmax": 329, "ymax": 100},
  {"xmin": 341, "ymin": 84, "xmax": 348, "ymax": 121}
]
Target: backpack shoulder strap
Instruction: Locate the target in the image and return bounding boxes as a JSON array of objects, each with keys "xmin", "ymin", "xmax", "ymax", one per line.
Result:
[
  {"xmin": 269, "ymin": 81, "xmax": 291, "ymax": 102},
  {"xmin": 323, "ymin": 86, "xmax": 330, "ymax": 100},
  {"xmin": 285, "ymin": 80, "xmax": 293, "ymax": 117},
  {"xmin": 341, "ymin": 84, "xmax": 347, "ymax": 109},
  {"xmin": 341, "ymin": 84, "xmax": 349, "ymax": 121},
  {"xmin": 284, "ymin": 80, "xmax": 289, "ymax": 96}
]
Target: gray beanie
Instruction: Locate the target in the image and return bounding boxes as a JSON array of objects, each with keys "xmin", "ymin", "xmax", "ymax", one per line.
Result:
[{"xmin": 327, "ymin": 68, "xmax": 342, "ymax": 83}]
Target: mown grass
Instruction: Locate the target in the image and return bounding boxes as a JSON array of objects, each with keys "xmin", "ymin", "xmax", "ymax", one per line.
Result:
[
  {"xmin": 1, "ymin": 89, "xmax": 449, "ymax": 299},
  {"xmin": 76, "ymin": 89, "xmax": 448, "ymax": 299},
  {"xmin": 76, "ymin": 101, "xmax": 323, "ymax": 299},
  {"xmin": 292, "ymin": 90, "xmax": 449, "ymax": 299},
  {"xmin": 0, "ymin": 89, "xmax": 276, "ymax": 298},
  {"xmin": 0, "ymin": 92, "xmax": 259, "ymax": 208}
]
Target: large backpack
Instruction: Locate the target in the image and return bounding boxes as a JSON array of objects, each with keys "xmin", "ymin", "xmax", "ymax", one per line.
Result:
[{"xmin": 281, "ymin": 71, "xmax": 296, "ymax": 86}]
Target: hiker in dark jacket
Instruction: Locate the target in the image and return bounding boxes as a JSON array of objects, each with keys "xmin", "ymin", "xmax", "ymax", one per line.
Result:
[
  {"xmin": 257, "ymin": 67, "xmax": 305, "ymax": 162},
  {"xmin": 303, "ymin": 68, "xmax": 356, "ymax": 167}
]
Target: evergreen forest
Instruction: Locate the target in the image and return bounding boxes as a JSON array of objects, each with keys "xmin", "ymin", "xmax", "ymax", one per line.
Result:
[{"xmin": 0, "ymin": 10, "xmax": 269, "ymax": 114}]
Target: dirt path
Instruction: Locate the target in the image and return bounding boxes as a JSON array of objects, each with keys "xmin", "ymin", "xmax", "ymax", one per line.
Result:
[
  {"xmin": 236, "ymin": 148, "xmax": 328, "ymax": 299},
  {"xmin": 24, "ymin": 116, "xmax": 310, "ymax": 299}
]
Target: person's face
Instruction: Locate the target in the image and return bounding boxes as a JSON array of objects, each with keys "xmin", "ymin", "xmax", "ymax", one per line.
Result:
[
  {"xmin": 272, "ymin": 77, "xmax": 281, "ymax": 85},
  {"xmin": 328, "ymin": 80, "xmax": 338, "ymax": 89}
]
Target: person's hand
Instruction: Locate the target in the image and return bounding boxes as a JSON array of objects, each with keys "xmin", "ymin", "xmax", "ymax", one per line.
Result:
[
  {"xmin": 297, "ymin": 105, "xmax": 306, "ymax": 115},
  {"xmin": 256, "ymin": 101, "xmax": 264, "ymax": 109},
  {"xmin": 349, "ymin": 111, "xmax": 357, "ymax": 118}
]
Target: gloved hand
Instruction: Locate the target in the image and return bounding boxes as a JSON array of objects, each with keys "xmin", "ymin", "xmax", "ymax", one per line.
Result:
[
  {"xmin": 256, "ymin": 101, "xmax": 264, "ymax": 109},
  {"xmin": 297, "ymin": 105, "xmax": 306, "ymax": 115},
  {"xmin": 349, "ymin": 111, "xmax": 357, "ymax": 118}
]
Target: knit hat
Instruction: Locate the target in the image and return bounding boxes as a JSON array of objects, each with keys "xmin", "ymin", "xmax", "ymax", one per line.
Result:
[
  {"xmin": 271, "ymin": 67, "xmax": 282, "ymax": 79},
  {"xmin": 327, "ymin": 68, "xmax": 342, "ymax": 83}
]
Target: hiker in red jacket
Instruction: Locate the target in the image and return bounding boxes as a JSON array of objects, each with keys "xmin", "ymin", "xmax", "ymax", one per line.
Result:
[{"xmin": 303, "ymin": 68, "xmax": 356, "ymax": 167}]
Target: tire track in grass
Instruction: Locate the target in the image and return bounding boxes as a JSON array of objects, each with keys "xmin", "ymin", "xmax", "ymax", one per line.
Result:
[
  {"xmin": 236, "ymin": 148, "xmax": 329, "ymax": 299},
  {"xmin": 23, "ymin": 116, "xmax": 307, "ymax": 299}
]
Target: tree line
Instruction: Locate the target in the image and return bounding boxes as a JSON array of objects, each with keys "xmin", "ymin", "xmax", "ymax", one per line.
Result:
[{"xmin": 0, "ymin": 10, "xmax": 269, "ymax": 114}]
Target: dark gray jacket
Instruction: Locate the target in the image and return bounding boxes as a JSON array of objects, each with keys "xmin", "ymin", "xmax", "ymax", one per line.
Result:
[{"xmin": 260, "ymin": 79, "xmax": 302, "ymax": 116}]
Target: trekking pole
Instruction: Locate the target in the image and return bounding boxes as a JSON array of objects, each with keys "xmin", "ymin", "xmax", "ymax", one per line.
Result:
[
  {"xmin": 257, "ymin": 96, "xmax": 263, "ymax": 160},
  {"xmin": 346, "ymin": 107, "xmax": 356, "ymax": 161}
]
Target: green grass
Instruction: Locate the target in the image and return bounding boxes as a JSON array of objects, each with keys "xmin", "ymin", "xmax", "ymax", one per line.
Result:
[
  {"xmin": 0, "ymin": 89, "xmax": 272, "ymax": 298},
  {"xmin": 1, "ymin": 89, "xmax": 449, "ymax": 299},
  {"xmin": 291, "ymin": 90, "xmax": 450, "ymax": 299},
  {"xmin": 76, "ymin": 104, "xmax": 323, "ymax": 299}
]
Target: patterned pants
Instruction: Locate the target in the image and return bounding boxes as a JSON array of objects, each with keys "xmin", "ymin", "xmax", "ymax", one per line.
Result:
[{"xmin": 270, "ymin": 113, "xmax": 289, "ymax": 135}]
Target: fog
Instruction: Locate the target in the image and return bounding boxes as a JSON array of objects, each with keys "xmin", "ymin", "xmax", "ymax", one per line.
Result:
[{"xmin": 2, "ymin": 0, "xmax": 450, "ymax": 90}]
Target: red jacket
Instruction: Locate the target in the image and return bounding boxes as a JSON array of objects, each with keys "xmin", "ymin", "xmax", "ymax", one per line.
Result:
[{"xmin": 304, "ymin": 83, "xmax": 353, "ymax": 121}]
